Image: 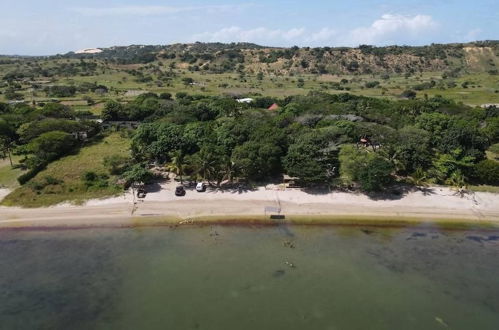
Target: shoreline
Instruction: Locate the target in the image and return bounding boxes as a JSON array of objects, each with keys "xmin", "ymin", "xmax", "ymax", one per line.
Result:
[{"xmin": 1, "ymin": 183, "xmax": 499, "ymax": 230}]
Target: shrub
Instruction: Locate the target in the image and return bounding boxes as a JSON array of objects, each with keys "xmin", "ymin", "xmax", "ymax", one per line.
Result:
[
  {"xmin": 474, "ymin": 160, "xmax": 499, "ymax": 185},
  {"xmin": 17, "ymin": 163, "xmax": 46, "ymax": 185}
]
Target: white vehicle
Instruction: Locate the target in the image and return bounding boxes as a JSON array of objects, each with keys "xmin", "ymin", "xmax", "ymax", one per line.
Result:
[{"xmin": 196, "ymin": 182, "xmax": 206, "ymax": 192}]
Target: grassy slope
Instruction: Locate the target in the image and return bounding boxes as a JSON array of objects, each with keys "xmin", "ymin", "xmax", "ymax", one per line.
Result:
[{"xmin": 1, "ymin": 133, "xmax": 130, "ymax": 207}]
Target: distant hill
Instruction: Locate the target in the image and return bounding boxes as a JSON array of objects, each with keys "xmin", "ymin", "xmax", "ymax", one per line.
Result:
[{"xmin": 58, "ymin": 41, "xmax": 499, "ymax": 75}]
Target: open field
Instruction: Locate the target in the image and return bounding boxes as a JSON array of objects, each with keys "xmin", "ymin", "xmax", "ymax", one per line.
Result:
[
  {"xmin": 1, "ymin": 133, "xmax": 130, "ymax": 207},
  {"xmin": 4, "ymin": 69, "xmax": 498, "ymax": 106}
]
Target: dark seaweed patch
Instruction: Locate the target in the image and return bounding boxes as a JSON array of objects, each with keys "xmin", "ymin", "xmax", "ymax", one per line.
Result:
[{"xmin": 273, "ymin": 270, "xmax": 286, "ymax": 278}]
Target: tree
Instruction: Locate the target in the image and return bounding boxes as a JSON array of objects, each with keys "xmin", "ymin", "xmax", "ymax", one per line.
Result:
[
  {"xmin": 159, "ymin": 92, "xmax": 172, "ymax": 100},
  {"xmin": 283, "ymin": 133, "xmax": 338, "ymax": 185},
  {"xmin": 386, "ymin": 126, "xmax": 431, "ymax": 174},
  {"xmin": 0, "ymin": 136, "xmax": 14, "ymax": 167},
  {"xmin": 339, "ymin": 144, "xmax": 394, "ymax": 191},
  {"xmin": 429, "ymin": 149, "xmax": 475, "ymax": 184},
  {"xmin": 483, "ymin": 117, "xmax": 499, "ymax": 144},
  {"xmin": 232, "ymin": 140, "xmax": 283, "ymax": 181},
  {"xmin": 357, "ymin": 156, "xmax": 394, "ymax": 192},
  {"xmin": 169, "ymin": 150, "xmax": 186, "ymax": 183},
  {"xmin": 401, "ymin": 89, "xmax": 417, "ymax": 99},
  {"xmin": 41, "ymin": 103, "xmax": 74, "ymax": 119},
  {"xmin": 102, "ymin": 100, "xmax": 125, "ymax": 121},
  {"xmin": 474, "ymin": 160, "xmax": 499, "ymax": 185},
  {"xmin": 122, "ymin": 164, "xmax": 154, "ymax": 185},
  {"xmin": 182, "ymin": 77, "xmax": 194, "ymax": 86},
  {"xmin": 27, "ymin": 131, "xmax": 76, "ymax": 164},
  {"xmin": 132, "ymin": 123, "xmax": 193, "ymax": 162},
  {"xmin": 190, "ymin": 145, "xmax": 222, "ymax": 182}
]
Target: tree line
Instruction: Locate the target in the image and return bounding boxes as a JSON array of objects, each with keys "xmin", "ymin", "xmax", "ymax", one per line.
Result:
[{"xmin": 1, "ymin": 91, "xmax": 499, "ymax": 192}]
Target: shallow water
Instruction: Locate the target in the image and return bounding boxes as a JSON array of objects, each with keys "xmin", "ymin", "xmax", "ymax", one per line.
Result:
[{"xmin": 1, "ymin": 224, "xmax": 499, "ymax": 330}]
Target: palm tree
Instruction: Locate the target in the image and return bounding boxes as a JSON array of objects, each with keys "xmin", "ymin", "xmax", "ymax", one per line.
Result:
[
  {"xmin": 409, "ymin": 167, "xmax": 429, "ymax": 189},
  {"xmin": 221, "ymin": 156, "xmax": 237, "ymax": 184},
  {"xmin": 169, "ymin": 150, "xmax": 185, "ymax": 184},
  {"xmin": 196, "ymin": 148, "xmax": 217, "ymax": 182}
]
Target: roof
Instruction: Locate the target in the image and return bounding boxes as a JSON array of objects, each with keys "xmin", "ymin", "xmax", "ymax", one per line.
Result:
[
  {"xmin": 237, "ymin": 98, "xmax": 254, "ymax": 104},
  {"xmin": 268, "ymin": 103, "xmax": 279, "ymax": 110}
]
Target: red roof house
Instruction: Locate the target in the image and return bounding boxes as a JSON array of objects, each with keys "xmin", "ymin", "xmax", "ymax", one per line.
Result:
[{"xmin": 268, "ymin": 103, "xmax": 280, "ymax": 111}]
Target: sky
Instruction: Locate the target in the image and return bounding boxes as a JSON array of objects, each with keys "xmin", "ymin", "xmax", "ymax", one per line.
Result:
[{"xmin": 0, "ymin": 0, "xmax": 497, "ymax": 55}]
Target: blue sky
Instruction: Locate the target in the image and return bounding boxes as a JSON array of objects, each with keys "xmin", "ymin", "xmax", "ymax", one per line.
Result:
[{"xmin": 0, "ymin": 0, "xmax": 497, "ymax": 55}]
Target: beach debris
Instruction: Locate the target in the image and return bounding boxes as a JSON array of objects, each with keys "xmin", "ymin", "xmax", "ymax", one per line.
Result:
[
  {"xmin": 283, "ymin": 240, "xmax": 296, "ymax": 249},
  {"xmin": 435, "ymin": 316, "xmax": 449, "ymax": 327},
  {"xmin": 407, "ymin": 232, "xmax": 427, "ymax": 240},
  {"xmin": 178, "ymin": 219, "xmax": 194, "ymax": 225},
  {"xmin": 273, "ymin": 269, "xmax": 286, "ymax": 278},
  {"xmin": 465, "ymin": 235, "xmax": 499, "ymax": 243},
  {"xmin": 285, "ymin": 261, "xmax": 296, "ymax": 268},
  {"xmin": 361, "ymin": 229, "xmax": 374, "ymax": 235}
]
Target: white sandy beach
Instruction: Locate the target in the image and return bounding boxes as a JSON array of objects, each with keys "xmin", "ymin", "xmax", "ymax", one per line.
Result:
[{"xmin": 1, "ymin": 181, "xmax": 499, "ymax": 228}]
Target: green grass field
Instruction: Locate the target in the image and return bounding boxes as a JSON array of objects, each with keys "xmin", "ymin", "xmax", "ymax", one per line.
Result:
[
  {"xmin": 1, "ymin": 133, "xmax": 130, "ymax": 207},
  {"xmin": 0, "ymin": 156, "xmax": 24, "ymax": 189}
]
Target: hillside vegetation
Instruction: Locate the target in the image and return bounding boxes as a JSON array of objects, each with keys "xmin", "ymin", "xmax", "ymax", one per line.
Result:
[{"xmin": 1, "ymin": 41, "xmax": 498, "ymax": 109}]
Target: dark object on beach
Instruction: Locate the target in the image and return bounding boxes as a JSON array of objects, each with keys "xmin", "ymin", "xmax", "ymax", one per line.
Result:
[
  {"xmin": 273, "ymin": 269, "xmax": 286, "ymax": 278},
  {"xmin": 361, "ymin": 229, "xmax": 374, "ymax": 235},
  {"xmin": 175, "ymin": 186, "xmax": 186, "ymax": 196},
  {"xmin": 270, "ymin": 215, "xmax": 285, "ymax": 220},
  {"xmin": 283, "ymin": 240, "xmax": 296, "ymax": 249}
]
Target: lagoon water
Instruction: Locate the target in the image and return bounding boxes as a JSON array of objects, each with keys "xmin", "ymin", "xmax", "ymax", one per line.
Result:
[{"xmin": 1, "ymin": 224, "xmax": 499, "ymax": 330}]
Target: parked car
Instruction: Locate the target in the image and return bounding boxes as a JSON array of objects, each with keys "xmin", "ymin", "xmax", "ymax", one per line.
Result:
[
  {"xmin": 196, "ymin": 182, "xmax": 206, "ymax": 192},
  {"xmin": 175, "ymin": 186, "xmax": 186, "ymax": 196},
  {"xmin": 137, "ymin": 188, "xmax": 147, "ymax": 198}
]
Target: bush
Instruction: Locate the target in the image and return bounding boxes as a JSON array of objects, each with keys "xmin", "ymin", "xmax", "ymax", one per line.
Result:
[
  {"xmin": 82, "ymin": 171, "xmax": 109, "ymax": 188},
  {"xmin": 103, "ymin": 155, "xmax": 130, "ymax": 175},
  {"xmin": 159, "ymin": 92, "xmax": 172, "ymax": 100},
  {"xmin": 401, "ymin": 90, "xmax": 417, "ymax": 99},
  {"xmin": 17, "ymin": 163, "xmax": 47, "ymax": 185},
  {"xmin": 489, "ymin": 143, "xmax": 499, "ymax": 155},
  {"xmin": 474, "ymin": 160, "xmax": 499, "ymax": 185},
  {"xmin": 365, "ymin": 81, "xmax": 380, "ymax": 88}
]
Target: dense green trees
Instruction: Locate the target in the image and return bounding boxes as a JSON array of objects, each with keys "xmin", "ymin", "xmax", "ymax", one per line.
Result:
[
  {"xmin": 283, "ymin": 131, "xmax": 338, "ymax": 185},
  {"xmin": 27, "ymin": 131, "xmax": 76, "ymax": 164},
  {"xmin": 474, "ymin": 160, "xmax": 499, "ymax": 185},
  {"xmin": 124, "ymin": 91, "xmax": 499, "ymax": 190},
  {"xmin": 2, "ymin": 87, "xmax": 498, "ymax": 191},
  {"xmin": 339, "ymin": 145, "xmax": 394, "ymax": 191}
]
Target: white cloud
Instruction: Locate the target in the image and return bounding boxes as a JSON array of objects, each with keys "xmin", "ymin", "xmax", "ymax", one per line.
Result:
[
  {"xmin": 72, "ymin": 4, "xmax": 250, "ymax": 17},
  {"xmin": 190, "ymin": 14, "xmax": 437, "ymax": 47},
  {"xmin": 347, "ymin": 14, "xmax": 437, "ymax": 45},
  {"xmin": 308, "ymin": 28, "xmax": 337, "ymax": 42}
]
